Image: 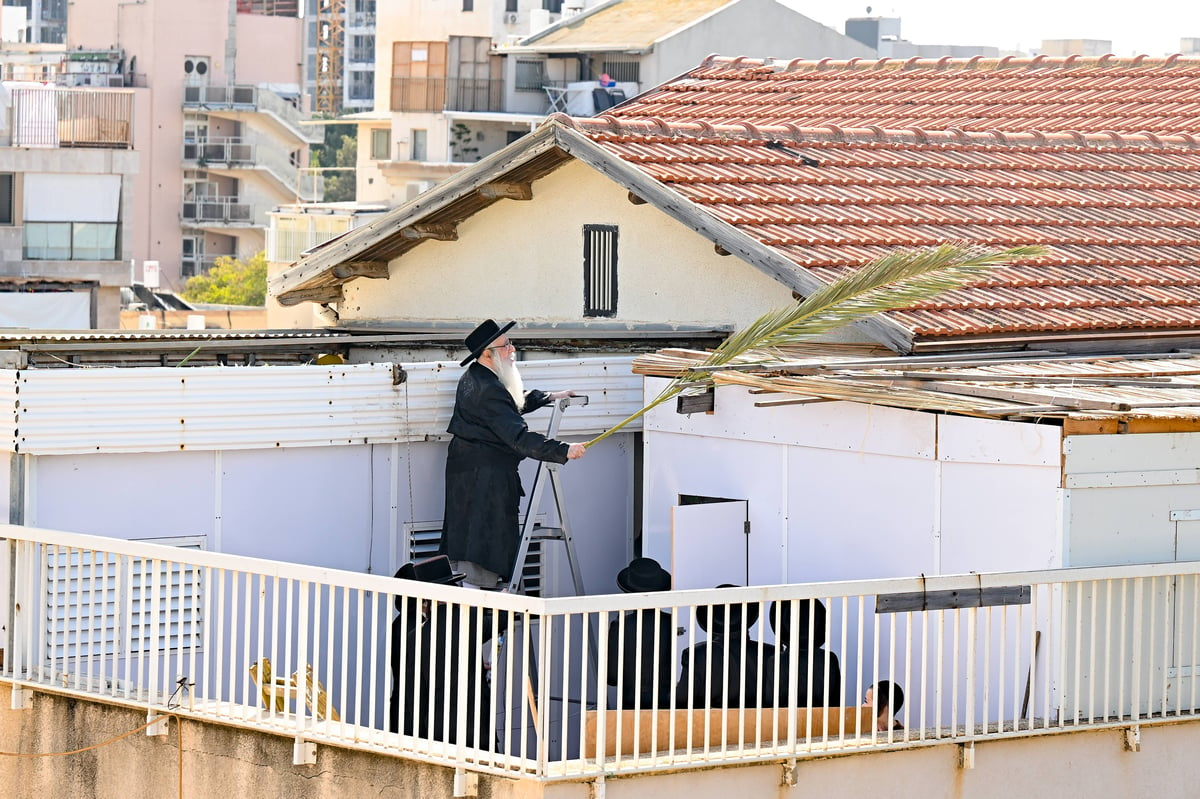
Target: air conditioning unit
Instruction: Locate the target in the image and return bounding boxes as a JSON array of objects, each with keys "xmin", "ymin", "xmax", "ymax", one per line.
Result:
[{"xmin": 503, "ymin": 12, "xmax": 519, "ymax": 24}]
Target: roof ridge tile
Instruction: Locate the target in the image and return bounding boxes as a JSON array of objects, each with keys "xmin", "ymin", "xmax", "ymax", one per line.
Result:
[
  {"xmin": 562, "ymin": 116, "xmax": 1200, "ymax": 151},
  {"xmin": 698, "ymin": 53, "xmax": 1200, "ymax": 75}
]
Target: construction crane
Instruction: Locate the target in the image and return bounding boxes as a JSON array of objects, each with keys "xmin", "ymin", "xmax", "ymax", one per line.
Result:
[{"xmin": 314, "ymin": 0, "xmax": 345, "ymax": 115}]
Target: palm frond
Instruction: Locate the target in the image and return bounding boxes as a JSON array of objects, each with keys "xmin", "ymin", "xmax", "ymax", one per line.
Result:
[{"xmin": 585, "ymin": 243, "xmax": 1046, "ymax": 447}]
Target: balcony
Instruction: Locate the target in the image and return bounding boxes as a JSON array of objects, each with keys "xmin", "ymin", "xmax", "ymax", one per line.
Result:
[
  {"xmin": 183, "ymin": 136, "xmax": 323, "ymax": 201},
  {"xmin": 4, "ymin": 87, "xmax": 134, "ymax": 149},
  {"xmin": 389, "ymin": 77, "xmax": 504, "ymax": 113},
  {"xmin": 7, "ymin": 523, "xmax": 1200, "ymax": 784},
  {"xmin": 349, "ymin": 47, "xmax": 376, "ymax": 64},
  {"xmin": 181, "ymin": 197, "xmax": 254, "ymax": 226},
  {"xmin": 183, "ymin": 84, "xmax": 321, "ymax": 145}
]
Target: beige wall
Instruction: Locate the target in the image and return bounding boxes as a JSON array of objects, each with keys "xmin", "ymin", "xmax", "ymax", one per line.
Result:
[
  {"xmin": 6, "ymin": 684, "xmax": 1200, "ymax": 799},
  {"xmin": 235, "ymin": 15, "xmax": 304, "ymax": 86},
  {"xmin": 340, "ymin": 159, "xmax": 793, "ymax": 327}
]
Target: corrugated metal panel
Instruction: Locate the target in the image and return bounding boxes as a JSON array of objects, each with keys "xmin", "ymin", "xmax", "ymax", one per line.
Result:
[
  {"xmin": 13, "ymin": 357, "xmax": 642, "ymax": 455},
  {"xmin": 0, "ymin": 370, "xmax": 18, "ymax": 451}
]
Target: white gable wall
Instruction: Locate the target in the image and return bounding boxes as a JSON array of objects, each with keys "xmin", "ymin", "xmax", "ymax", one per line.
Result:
[
  {"xmin": 646, "ymin": 0, "xmax": 876, "ymax": 90},
  {"xmin": 341, "ymin": 159, "xmax": 796, "ymax": 326}
]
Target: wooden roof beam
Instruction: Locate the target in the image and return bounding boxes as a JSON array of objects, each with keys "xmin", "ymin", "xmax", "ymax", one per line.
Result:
[
  {"xmin": 332, "ymin": 261, "xmax": 390, "ymax": 280},
  {"xmin": 400, "ymin": 223, "xmax": 458, "ymax": 242},
  {"xmin": 274, "ymin": 285, "xmax": 344, "ymax": 307},
  {"xmin": 478, "ymin": 182, "xmax": 533, "ymax": 201}
]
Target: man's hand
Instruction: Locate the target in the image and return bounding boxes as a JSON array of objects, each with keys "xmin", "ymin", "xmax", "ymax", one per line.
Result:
[
  {"xmin": 566, "ymin": 443, "xmax": 587, "ymax": 460},
  {"xmin": 547, "ymin": 390, "xmax": 576, "ymax": 401}
]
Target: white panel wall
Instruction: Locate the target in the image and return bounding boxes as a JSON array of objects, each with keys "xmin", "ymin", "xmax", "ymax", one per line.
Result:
[
  {"xmin": 643, "ymin": 379, "xmax": 1063, "ymax": 586},
  {"xmin": 1065, "ymin": 432, "xmax": 1200, "ymax": 567},
  {"xmin": 0, "ymin": 292, "xmax": 91, "ymax": 329},
  {"xmin": 23, "ymin": 173, "xmax": 121, "ymax": 221},
  {"xmin": 22, "ymin": 434, "xmax": 635, "ymax": 596}
]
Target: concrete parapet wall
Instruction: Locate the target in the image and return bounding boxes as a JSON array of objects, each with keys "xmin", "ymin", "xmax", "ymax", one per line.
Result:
[
  {"xmin": 0, "ymin": 684, "xmax": 558, "ymax": 799},
  {"xmin": 6, "ymin": 683, "xmax": 1200, "ymax": 798}
]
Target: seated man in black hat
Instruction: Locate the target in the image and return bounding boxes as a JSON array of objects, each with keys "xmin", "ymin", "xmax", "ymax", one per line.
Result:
[
  {"xmin": 388, "ymin": 555, "xmax": 506, "ymax": 747},
  {"xmin": 439, "ymin": 319, "xmax": 586, "ymax": 591},
  {"xmin": 607, "ymin": 557, "xmax": 676, "ymax": 710},
  {"xmin": 761, "ymin": 597, "xmax": 842, "ymax": 709},
  {"xmin": 676, "ymin": 584, "xmax": 763, "ymax": 708}
]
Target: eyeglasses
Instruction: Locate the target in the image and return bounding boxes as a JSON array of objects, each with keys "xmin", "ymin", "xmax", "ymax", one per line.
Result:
[{"xmin": 489, "ymin": 339, "xmax": 515, "ymax": 351}]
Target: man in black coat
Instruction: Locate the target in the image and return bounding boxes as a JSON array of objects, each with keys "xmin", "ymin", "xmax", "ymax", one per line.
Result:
[
  {"xmin": 607, "ymin": 557, "xmax": 675, "ymax": 710},
  {"xmin": 761, "ymin": 598, "xmax": 842, "ymax": 709},
  {"xmin": 388, "ymin": 555, "xmax": 507, "ymax": 748},
  {"xmin": 676, "ymin": 585, "xmax": 763, "ymax": 708},
  {"xmin": 439, "ymin": 319, "xmax": 585, "ymax": 589}
]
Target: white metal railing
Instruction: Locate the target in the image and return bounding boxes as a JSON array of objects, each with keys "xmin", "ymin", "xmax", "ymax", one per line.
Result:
[{"xmin": 4, "ymin": 524, "xmax": 1200, "ymax": 781}]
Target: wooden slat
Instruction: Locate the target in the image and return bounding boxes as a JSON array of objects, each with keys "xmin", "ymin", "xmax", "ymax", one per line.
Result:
[{"xmin": 583, "ymin": 706, "xmax": 877, "ymax": 757}]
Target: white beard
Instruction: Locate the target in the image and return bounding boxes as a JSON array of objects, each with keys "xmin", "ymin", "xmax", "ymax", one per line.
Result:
[{"xmin": 492, "ymin": 352, "xmax": 526, "ymax": 409}]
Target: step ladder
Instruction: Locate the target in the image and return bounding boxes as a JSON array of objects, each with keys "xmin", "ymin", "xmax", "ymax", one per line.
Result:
[{"xmin": 507, "ymin": 394, "xmax": 589, "ymax": 595}]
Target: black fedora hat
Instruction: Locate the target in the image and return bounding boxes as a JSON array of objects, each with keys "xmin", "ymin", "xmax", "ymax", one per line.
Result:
[
  {"xmin": 616, "ymin": 557, "xmax": 671, "ymax": 593},
  {"xmin": 460, "ymin": 319, "xmax": 516, "ymax": 366},
  {"xmin": 395, "ymin": 555, "xmax": 466, "ymax": 586},
  {"xmin": 696, "ymin": 584, "xmax": 760, "ymax": 632}
]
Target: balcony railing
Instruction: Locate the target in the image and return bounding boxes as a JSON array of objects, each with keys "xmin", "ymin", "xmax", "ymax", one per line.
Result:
[
  {"xmin": 183, "ymin": 136, "xmax": 322, "ymax": 201},
  {"xmin": 183, "ymin": 84, "xmax": 320, "ymax": 144},
  {"xmin": 181, "ymin": 197, "xmax": 253, "ymax": 225},
  {"xmin": 349, "ymin": 47, "xmax": 376, "ymax": 63},
  {"xmin": 6, "ymin": 524, "xmax": 1200, "ymax": 781},
  {"xmin": 183, "ymin": 137, "xmax": 256, "ymax": 165},
  {"xmin": 5, "ymin": 87, "xmax": 134, "ymax": 149},
  {"xmin": 389, "ymin": 77, "xmax": 504, "ymax": 113}
]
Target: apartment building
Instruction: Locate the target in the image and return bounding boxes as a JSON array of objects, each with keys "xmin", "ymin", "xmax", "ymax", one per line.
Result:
[
  {"xmin": 66, "ymin": 0, "xmax": 320, "ymax": 295},
  {"xmin": 356, "ymin": 0, "xmax": 874, "ymax": 206},
  {"xmin": 0, "ymin": 82, "xmax": 137, "ymax": 327},
  {"xmin": 303, "ymin": 0, "xmax": 377, "ymax": 114},
  {"xmin": 1, "ymin": 0, "xmax": 66, "ymax": 44}
]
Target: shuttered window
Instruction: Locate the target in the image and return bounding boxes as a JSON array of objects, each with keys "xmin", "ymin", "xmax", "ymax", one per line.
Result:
[
  {"xmin": 583, "ymin": 224, "xmax": 618, "ymax": 318},
  {"xmin": 45, "ymin": 536, "xmax": 205, "ymax": 662}
]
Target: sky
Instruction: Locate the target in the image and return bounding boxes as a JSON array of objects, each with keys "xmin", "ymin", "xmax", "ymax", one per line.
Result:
[{"xmin": 790, "ymin": 1, "xmax": 1200, "ymax": 56}]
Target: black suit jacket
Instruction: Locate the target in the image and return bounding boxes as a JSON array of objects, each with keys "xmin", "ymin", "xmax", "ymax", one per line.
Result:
[
  {"xmin": 607, "ymin": 609, "xmax": 675, "ymax": 709},
  {"xmin": 675, "ymin": 631, "xmax": 764, "ymax": 708}
]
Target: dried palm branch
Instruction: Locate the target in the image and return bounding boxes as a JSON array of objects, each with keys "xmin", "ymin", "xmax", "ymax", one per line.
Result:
[{"xmin": 585, "ymin": 242, "xmax": 1047, "ymax": 448}]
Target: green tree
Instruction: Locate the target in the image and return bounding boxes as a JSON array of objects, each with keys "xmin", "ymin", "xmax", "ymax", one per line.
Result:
[
  {"xmin": 181, "ymin": 251, "xmax": 268, "ymax": 306},
  {"xmin": 313, "ymin": 123, "xmax": 357, "ymax": 203}
]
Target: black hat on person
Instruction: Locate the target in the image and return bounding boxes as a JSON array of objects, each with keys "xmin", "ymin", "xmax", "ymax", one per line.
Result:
[
  {"xmin": 616, "ymin": 557, "xmax": 672, "ymax": 593},
  {"xmin": 395, "ymin": 555, "xmax": 466, "ymax": 586},
  {"xmin": 696, "ymin": 584, "xmax": 760, "ymax": 632},
  {"xmin": 769, "ymin": 597, "xmax": 828, "ymax": 648},
  {"xmin": 461, "ymin": 319, "xmax": 516, "ymax": 366}
]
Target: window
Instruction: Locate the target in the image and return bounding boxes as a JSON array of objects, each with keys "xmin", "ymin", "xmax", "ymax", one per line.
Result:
[
  {"xmin": 0, "ymin": 174, "xmax": 13, "ymax": 225},
  {"xmin": 411, "ymin": 129, "xmax": 427, "ymax": 161},
  {"xmin": 370, "ymin": 127, "xmax": 391, "ymax": 160},
  {"xmin": 601, "ymin": 60, "xmax": 640, "ymax": 84},
  {"xmin": 24, "ymin": 222, "xmax": 118, "ymax": 260},
  {"xmin": 514, "ymin": 60, "xmax": 545, "ymax": 92},
  {"xmin": 44, "ymin": 536, "xmax": 205, "ymax": 661},
  {"xmin": 583, "ymin": 224, "xmax": 618, "ymax": 317},
  {"xmin": 462, "ymin": 0, "xmax": 473, "ymax": 10},
  {"xmin": 543, "ymin": 0, "xmax": 562, "ymax": 11}
]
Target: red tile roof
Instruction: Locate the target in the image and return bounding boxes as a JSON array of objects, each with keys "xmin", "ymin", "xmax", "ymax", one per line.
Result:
[
  {"xmin": 610, "ymin": 55, "xmax": 1200, "ymax": 135},
  {"xmin": 562, "ymin": 115, "xmax": 1200, "ymax": 346}
]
